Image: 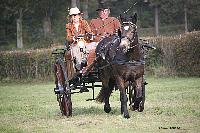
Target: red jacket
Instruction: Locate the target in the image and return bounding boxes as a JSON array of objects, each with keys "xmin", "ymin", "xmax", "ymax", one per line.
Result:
[
  {"xmin": 90, "ymin": 17, "xmax": 121, "ymax": 41},
  {"xmin": 66, "ymin": 19, "xmax": 91, "ymax": 43}
]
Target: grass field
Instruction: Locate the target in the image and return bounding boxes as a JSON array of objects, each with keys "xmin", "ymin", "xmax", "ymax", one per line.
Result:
[{"xmin": 0, "ymin": 77, "xmax": 200, "ymax": 133}]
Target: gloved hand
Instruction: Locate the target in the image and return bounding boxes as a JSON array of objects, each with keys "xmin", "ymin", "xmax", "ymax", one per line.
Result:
[
  {"xmin": 85, "ymin": 33, "xmax": 95, "ymax": 41},
  {"xmin": 64, "ymin": 40, "xmax": 70, "ymax": 50},
  {"xmin": 73, "ymin": 36, "xmax": 77, "ymax": 42}
]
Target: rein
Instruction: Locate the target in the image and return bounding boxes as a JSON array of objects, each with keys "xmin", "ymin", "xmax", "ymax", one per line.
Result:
[{"xmin": 121, "ymin": 22, "xmax": 138, "ymax": 50}]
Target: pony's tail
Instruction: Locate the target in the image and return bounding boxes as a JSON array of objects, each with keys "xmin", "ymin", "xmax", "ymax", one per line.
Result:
[
  {"xmin": 96, "ymin": 79, "xmax": 115, "ymax": 103},
  {"xmin": 96, "ymin": 87, "xmax": 105, "ymax": 103}
]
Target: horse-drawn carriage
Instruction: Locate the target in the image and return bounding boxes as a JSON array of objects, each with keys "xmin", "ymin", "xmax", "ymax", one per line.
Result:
[{"xmin": 52, "ymin": 14, "xmax": 155, "ymax": 118}]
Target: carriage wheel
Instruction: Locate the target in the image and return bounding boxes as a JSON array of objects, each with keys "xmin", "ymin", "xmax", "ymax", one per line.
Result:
[
  {"xmin": 55, "ymin": 61, "xmax": 73, "ymax": 117},
  {"xmin": 138, "ymin": 83, "xmax": 145, "ymax": 112},
  {"xmin": 61, "ymin": 91, "xmax": 72, "ymax": 116},
  {"xmin": 127, "ymin": 82, "xmax": 136, "ymax": 111},
  {"xmin": 130, "ymin": 87, "xmax": 136, "ymax": 111},
  {"xmin": 129, "ymin": 82, "xmax": 145, "ymax": 112},
  {"xmin": 127, "ymin": 82, "xmax": 132, "ymax": 106}
]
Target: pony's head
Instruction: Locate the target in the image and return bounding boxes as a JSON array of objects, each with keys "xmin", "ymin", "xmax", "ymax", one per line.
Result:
[{"xmin": 119, "ymin": 13, "xmax": 138, "ymax": 53}]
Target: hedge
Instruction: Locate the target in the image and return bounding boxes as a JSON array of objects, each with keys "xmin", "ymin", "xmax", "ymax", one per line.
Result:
[
  {"xmin": 0, "ymin": 31, "xmax": 200, "ymax": 81},
  {"xmin": 146, "ymin": 31, "xmax": 200, "ymax": 77},
  {"xmin": 0, "ymin": 49, "xmax": 54, "ymax": 81}
]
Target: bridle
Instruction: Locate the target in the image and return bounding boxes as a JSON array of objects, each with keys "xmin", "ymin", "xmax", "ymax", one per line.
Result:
[{"xmin": 121, "ymin": 22, "xmax": 138, "ymax": 49}]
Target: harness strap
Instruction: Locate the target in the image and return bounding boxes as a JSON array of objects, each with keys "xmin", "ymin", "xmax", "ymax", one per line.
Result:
[
  {"xmin": 98, "ymin": 63, "xmax": 112, "ymax": 70},
  {"xmin": 98, "ymin": 60, "xmax": 145, "ymax": 70}
]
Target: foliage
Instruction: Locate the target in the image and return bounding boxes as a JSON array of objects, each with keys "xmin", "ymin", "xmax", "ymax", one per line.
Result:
[
  {"xmin": 138, "ymin": 24, "xmax": 185, "ymax": 37},
  {"xmin": 0, "ymin": 49, "xmax": 53, "ymax": 81},
  {"xmin": 0, "ymin": 32, "xmax": 200, "ymax": 80},
  {"xmin": 175, "ymin": 32, "xmax": 200, "ymax": 76},
  {"xmin": 0, "ymin": 32, "xmax": 200, "ymax": 81},
  {"xmin": 1, "ymin": 0, "xmax": 200, "ymax": 50},
  {"xmin": 146, "ymin": 31, "xmax": 200, "ymax": 77}
]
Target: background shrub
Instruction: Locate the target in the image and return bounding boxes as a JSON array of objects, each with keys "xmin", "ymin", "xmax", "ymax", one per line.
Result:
[
  {"xmin": 146, "ymin": 31, "xmax": 200, "ymax": 77},
  {"xmin": 0, "ymin": 49, "xmax": 54, "ymax": 81},
  {"xmin": 0, "ymin": 31, "xmax": 200, "ymax": 81}
]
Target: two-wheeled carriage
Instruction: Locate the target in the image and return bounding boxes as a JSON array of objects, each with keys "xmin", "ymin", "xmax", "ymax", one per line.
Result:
[
  {"xmin": 52, "ymin": 38, "xmax": 155, "ymax": 117},
  {"xmin": 52, "ymin": 15, "xmax": 155, "ymax": 117}
]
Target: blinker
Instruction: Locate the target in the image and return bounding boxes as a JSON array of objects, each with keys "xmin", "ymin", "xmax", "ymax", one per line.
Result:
[{"xmin": 124, "ymin": 26, "xmax": 129, "ymax": 31}]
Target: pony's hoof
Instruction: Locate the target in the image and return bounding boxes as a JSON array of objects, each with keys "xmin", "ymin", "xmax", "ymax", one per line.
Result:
[
  {"xmin": 104, "ymin": 105, "xmax": 111, "ymax": 113},
  {"xmin": 132, "ymin": 104, "xmax": 139, "ymax": 111},
  {"xmin": 124, "ymin": 113, "xmax": 130, "ymax": 119},
  {"xmin": 133, "ymin": 97, "xmax": 142, "ymax": 111},
  {"xmin": 138, "ymin": 102, "xmax": 144, "ymax": 112}
]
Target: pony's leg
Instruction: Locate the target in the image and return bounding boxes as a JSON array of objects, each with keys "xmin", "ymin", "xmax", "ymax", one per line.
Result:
[
  {"xmin": 116, "ymin": 77, "xmax": 130, "ymax": 118},
  {"xmin": 53, "ymin": 64, "xmax": 58, "ymax": 87},
  {"xmin": 96, "ymin": 70, "xmax": 113, "ymax": 113},
  {"xmin": 121, "ymin": 90, "xmax": 130, "ymax": 118},
  {"xmin": 133, "ymin": 77, "xmax": 143, "ymax": 111},
  {"xmin": 138, "ymin": 80, "xmax": 145, "ymax": 112},
  {"xmin": 137, "ymin": 76, "xmax": 145, "ymax": 112},
  {"xmin": 103, "ymin": 86, "xmax": 111, "ymax": 113},
  {"xmin": 104, "ymin": 79, "xmax": 115, "ymax": 113},
  {"xmin": 71, "ymin": 45, "xmax": 82, "ymax": 70}
]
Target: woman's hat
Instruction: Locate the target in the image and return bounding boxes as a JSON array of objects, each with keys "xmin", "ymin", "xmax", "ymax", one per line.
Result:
[{"xmin": 69, "ymin": 7, "xmax": 80, "ymax": 15}]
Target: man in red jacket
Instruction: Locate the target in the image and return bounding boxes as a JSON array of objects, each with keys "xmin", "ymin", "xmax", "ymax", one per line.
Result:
[
  {"xmin": 90, "ymin": 3, "xmax": 121, "ymax": 42},
  {"xmin": 85, "ymin": 3, "xmax": 121, "ymax": 67}
]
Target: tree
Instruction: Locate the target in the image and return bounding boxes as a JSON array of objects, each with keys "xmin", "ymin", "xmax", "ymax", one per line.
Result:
[
  {"xmin": 149, "ymin": 0, "xmax": 160, "ymax": 36},
  {"xmin": 16, "ymin": 8, "xmax": 23, "ymax": 48},
  {"xmin": 181, "ymin": 0, "xmax": 200, "ymax": 31},
  {"xmin": 36, "ymin": 0, "xmax": 53, "ymax": 39},
  {"xmin": 82, "ymin": 0, "xmax": 89, "ymax": 19},
  {"xmin": 2, "ymin": 0, "xmax": 35, "ymax": 48},
  {"xmin": 71, "ymin": 0, "xmax": 77, "ymax": 7},
  {"xmin": 184, "ymin": 4, "xmax": 188, "ymax": 32}
]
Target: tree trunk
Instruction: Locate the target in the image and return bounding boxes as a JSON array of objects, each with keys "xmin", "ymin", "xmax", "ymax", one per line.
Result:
[
  {"xmin": 154, "ymin": 5, "xmax": 159, "ymax": 36},
  {"xmin": 43, "ymin": 15, "xmax": 52, "ymax": 38},
  {"xmin": 17, "ymin": 8, "xmax": 23, "ymax": 49},
  {"xmin": 0, "ymin": 25, "xmax": 6, "ymax": 43},
  {"xmin": 76, "ymin": 0, "xmax": 80, "ymax": 8},
  {"xmin": 184, "ymin": 4, "xmax": 188, "ymax": 32},
  {"xmin": 82, "ymin": 0, "xmax": 88, "ymax": 19},
  {"xmin": 71, "ymin": 0, "xmax": 77, "ymax": 7}
]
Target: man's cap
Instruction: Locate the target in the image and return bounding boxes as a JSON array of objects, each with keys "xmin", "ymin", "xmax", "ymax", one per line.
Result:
[
  {"xmin": 69, "ymin": 7, "xmax": 81, "ymax": 15},
  {"xmin": 96, "ymin": 3, "xmax": 110, "ymax": 11}
]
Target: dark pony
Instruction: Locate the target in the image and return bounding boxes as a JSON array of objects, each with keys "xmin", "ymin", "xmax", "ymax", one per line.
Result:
[
  {"xmin": 119, "ymin": 13, "xmax": 143, "ymax": 61},
  {"xmin": 95, "ymin": 13, "xmax": 145, "ymax": 118}
]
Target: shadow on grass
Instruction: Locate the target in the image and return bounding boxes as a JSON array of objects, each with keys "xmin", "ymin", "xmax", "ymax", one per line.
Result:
[
  {"xmin": 54, "ymin": 102, "xmax": 149, "ymax": 117},
  {"xmin": 72, "ymin": 106, "xmax": 121, "ymax": 116}
]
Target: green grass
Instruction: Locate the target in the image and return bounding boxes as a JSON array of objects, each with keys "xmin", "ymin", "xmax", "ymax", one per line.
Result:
[{"xmin": 0, "ymin": 77, "xmax": 200, "ymax": 133}]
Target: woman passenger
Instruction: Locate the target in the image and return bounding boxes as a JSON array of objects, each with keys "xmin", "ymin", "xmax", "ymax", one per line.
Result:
[{"xmin": 65, "ymin": 7, "xmax": 92, "ymax": 71}]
